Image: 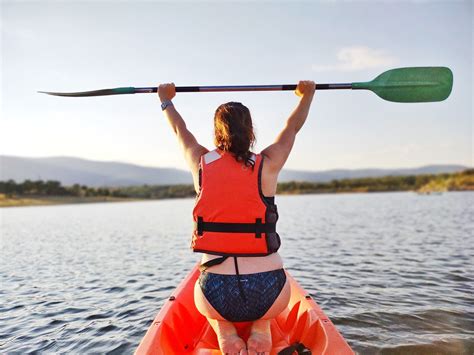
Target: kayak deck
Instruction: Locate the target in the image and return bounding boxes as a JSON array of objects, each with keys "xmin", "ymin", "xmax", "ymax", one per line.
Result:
[{"xmin": 135, "ymin": 265, "xmax": 354, "ymax": 354}]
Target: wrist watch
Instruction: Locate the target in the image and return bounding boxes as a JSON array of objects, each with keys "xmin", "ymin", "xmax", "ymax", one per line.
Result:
[{"xmin": 161, "ymin": 100, "xmax": 174, "ymax": 111}]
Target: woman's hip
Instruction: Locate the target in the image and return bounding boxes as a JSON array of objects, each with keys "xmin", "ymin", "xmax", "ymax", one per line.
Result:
[{"xmin": 195, "ymin": 268, "xmax": 289, "ymax": 322}]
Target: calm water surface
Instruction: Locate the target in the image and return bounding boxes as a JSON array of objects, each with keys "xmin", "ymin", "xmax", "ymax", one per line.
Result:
[{"xmin": 1, "ymin": 192, "xmax": 473, "ymax": 354}]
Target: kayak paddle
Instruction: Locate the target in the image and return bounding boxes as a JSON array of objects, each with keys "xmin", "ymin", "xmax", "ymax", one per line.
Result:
[{"xmin": 38, "ymin": 66, "xmax": 453, "ymax": 103}]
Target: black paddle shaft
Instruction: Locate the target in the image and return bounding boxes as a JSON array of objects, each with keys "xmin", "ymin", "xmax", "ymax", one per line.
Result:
[
  {"xmin": 39, "ymin": 83, "xmax": 353, "ymax": 97},
  {"xmin": 135, "ymin": 83, "xmax": 353, "ymax": 94}
]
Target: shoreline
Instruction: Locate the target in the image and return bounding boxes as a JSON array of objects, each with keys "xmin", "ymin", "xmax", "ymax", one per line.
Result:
[
  {"xmin": 1, "ymin": 189, "xmax": 472, "ymax": 208},
  {"xmin": 0, "ymin": 196, "xmax": 147, "ymax": 208},
  {"xmin": 2, "ymin": 169, "xmax": 472, "ymax": 208}
]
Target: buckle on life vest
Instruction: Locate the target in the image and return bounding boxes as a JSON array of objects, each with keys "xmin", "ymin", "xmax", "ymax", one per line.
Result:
[
  {"xmin": 197, "ymin": 216, "xmax": 204, "ymax": 236},
  {"xmin": 255, "ymin": 218, "xmax": 262, "ymax": 238},
  {"xmin": 195, "ymin": 216, "xmax": 275, "ymax": 239}
]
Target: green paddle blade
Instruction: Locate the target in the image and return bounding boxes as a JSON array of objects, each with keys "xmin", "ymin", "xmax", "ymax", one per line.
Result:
[
  {"xmin": 38, "ymin": 87, "xmax": 136, "ymax": 97},
  {"xmin": 352, "ymin": 67, "xmax": 453, "ymax": 103}
]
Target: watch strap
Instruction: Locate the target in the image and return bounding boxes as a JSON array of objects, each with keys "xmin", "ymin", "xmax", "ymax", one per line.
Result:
[{"xmin": 161, "ymin": 100, "xmax": 174, "ymax": 111}]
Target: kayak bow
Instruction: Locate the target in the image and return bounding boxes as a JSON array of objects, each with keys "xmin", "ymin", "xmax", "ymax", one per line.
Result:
[{"xmin": 135, "ymin": 264, "xmax": 354, "ymax": 354}]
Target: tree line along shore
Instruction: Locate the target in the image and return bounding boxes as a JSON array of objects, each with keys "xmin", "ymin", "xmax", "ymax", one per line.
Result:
[{"xmin": 1, "ymin": 169, "xmax": 473, "ymax": 207}]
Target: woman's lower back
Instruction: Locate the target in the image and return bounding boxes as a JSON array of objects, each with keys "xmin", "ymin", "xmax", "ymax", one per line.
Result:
[{"xmin": 200, "ymin": 252, "xmax": 284, "ymax": 274}]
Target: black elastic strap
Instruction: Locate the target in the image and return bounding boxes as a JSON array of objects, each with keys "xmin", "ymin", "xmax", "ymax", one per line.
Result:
[
  {"xmin": 199, "ymin": 256, "xmax": 247, "ymax": 301},
  {"xmin": 278, "ymin": 342, "xmax": 312, "ymax": 355},
  {"xmin": 196, "ymin": 217, "xmax": 275, "ymax": 237},
  {"xmin": 234, "ymin": 257, "xmax": 247, "ymax": 302},
  {"xmin": 199, "ymin": 256, "xmax": 228, "ymax": 272}
]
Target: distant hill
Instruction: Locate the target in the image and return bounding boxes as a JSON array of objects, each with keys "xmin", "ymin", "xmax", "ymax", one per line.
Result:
[
  {"xmin": 0, "ymin": 155, "xmax": 468, "ymax": 187},
  {"xmin": 0, "ymin": 156, "xmax": 192, "ymax": 187},
  {"xmin": 278, "ymin": 165, "xmax": 469, "ymax": 182}
]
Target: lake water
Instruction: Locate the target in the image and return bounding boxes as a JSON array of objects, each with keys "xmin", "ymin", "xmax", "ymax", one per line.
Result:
[{"xmin": 1, "ymin": 192, "xmax": 473, "ymax": 354}]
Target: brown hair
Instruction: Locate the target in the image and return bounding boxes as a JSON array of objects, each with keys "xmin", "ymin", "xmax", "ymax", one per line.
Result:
[{"xmin": 214, "ymin": 102, "xmax": 256, "ymax": 167}]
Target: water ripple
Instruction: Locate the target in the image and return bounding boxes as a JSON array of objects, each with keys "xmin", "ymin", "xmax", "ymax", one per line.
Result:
[{"xmin": 1, "ymin": 192, "xmax": 472, "ymax": 353}]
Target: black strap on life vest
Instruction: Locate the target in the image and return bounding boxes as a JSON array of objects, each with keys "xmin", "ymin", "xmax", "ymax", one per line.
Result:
[
  {"xmin": 198, "ymin": 256, "xmax": 247, "ymax": 302},
  {"xmin": 233, "ymin": 257, "xmax": 247, "ymax": 302},
  {"xmin": 199, "ymin": 256, "xmax": 228, "ymax": 272},
  {"xmin": 278, "ymin": 342, "xmax": 312, "ymax": 355},
  {"xmin": 196, "ymin": 217, "xmax": 275, "ymax": 238}
]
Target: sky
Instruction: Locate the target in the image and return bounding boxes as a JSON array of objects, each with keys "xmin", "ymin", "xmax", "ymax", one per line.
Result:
[{"xmin": 1, "ymin": 0, "xmax": 472, "ymax": 172}]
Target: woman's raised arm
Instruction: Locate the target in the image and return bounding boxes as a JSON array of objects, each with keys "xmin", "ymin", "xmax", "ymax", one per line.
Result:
[
  {"xmin": 261, "ymin": 80, "xmax": 316, "ymax": 174},
  {"xmin": 158, "ymin": 83, "xmax": 208, "ymax": 177}
]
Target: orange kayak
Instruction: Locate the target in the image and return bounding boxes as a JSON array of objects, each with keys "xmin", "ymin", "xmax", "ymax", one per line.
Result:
[{"xmin": 135, "ymin": 265, "xmax": 354, "ymax": 354}]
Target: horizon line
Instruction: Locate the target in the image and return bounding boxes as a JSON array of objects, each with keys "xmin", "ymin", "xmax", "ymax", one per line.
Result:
[{"xmin": 0, "ymin": 154, "xmax": 470, "ymax": 173}]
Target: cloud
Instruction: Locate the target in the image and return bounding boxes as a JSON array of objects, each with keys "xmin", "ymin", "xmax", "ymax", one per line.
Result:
[{"xmin": 312, "ymin": 46, "xmax": 398, "ymax": 72}]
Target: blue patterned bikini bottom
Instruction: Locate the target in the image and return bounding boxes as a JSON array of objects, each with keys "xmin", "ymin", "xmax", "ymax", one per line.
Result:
[{"xmin": 198, "ymin": 268, "xmax": 286, "ymax": 322}]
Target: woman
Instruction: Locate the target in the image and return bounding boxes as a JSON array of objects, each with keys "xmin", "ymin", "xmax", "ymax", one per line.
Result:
[{"xmin": 158, "ymin": 80, "xmax": 315, "ymax": 354}]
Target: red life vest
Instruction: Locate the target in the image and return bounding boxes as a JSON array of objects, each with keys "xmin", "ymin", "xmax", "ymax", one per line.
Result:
[{"xmin": 191, "ymin": 149, "xmax": 280, "ymax": 257}]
